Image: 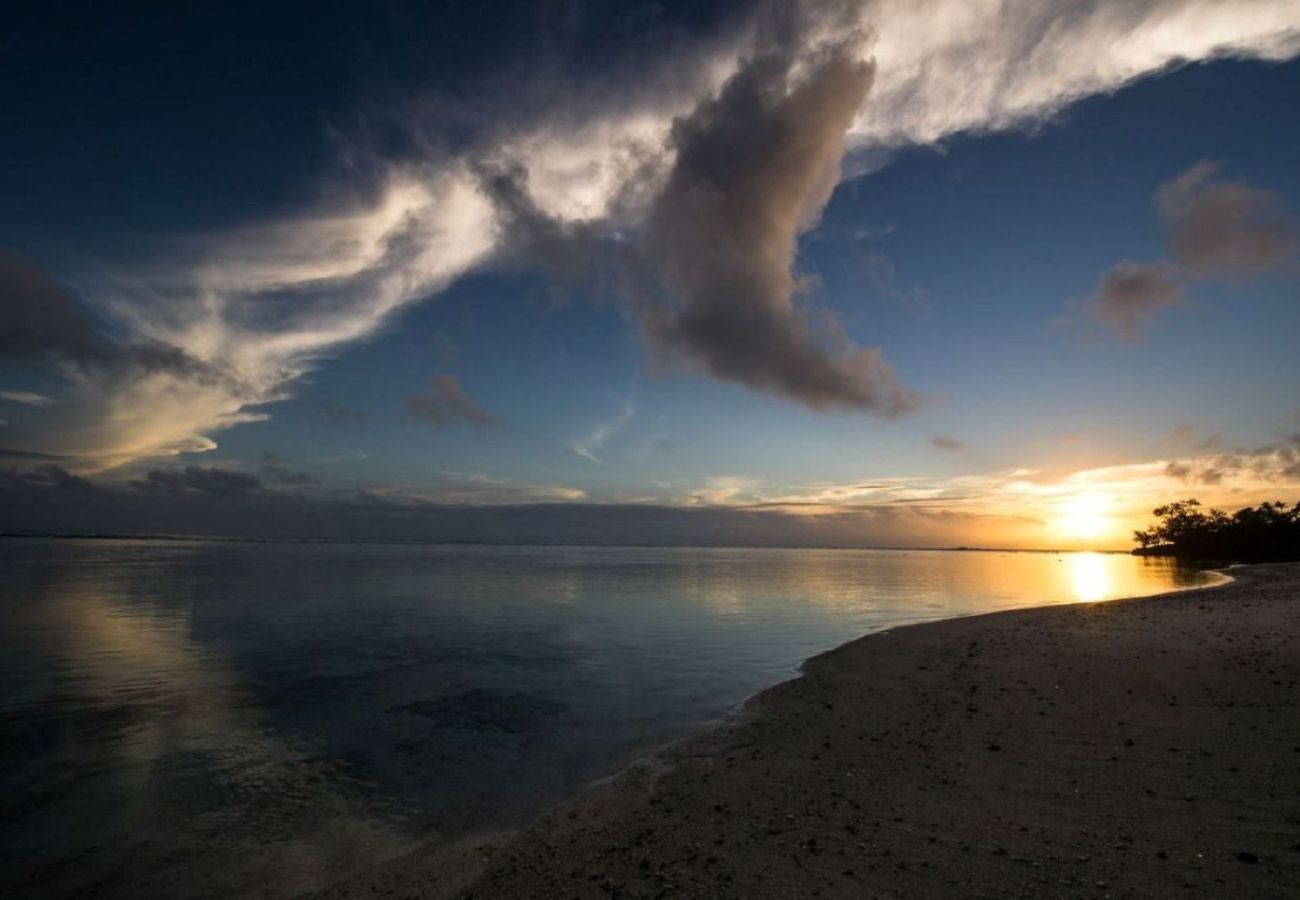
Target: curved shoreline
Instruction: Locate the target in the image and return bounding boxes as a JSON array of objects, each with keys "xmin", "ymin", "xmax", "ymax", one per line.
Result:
[{"xmin": 319, "ymin": 563, "xmax": 1298, "ymax": 898}]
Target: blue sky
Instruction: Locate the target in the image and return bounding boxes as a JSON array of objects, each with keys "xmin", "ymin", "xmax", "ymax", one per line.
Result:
[{"xmin": 2, "ymin": 1, "xmax": 1299, "ymax": 548}]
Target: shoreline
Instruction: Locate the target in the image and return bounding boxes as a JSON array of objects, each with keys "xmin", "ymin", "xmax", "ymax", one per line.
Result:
[{"xmin": 318, "ymin": 563, "xmax": 1299, "ymax": 898}]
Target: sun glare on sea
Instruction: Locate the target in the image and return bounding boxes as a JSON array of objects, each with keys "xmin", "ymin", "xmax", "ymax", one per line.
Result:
[
  {"xmin": 1068, "ymin": 551, "xmax": 1112, "ymax": 602},
  {"xmin": 1055, "ymin": 493, "xmax": 1111, "ymax": 541}
]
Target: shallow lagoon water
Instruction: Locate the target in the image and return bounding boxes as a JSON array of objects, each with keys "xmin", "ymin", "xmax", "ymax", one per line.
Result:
[{"xmin": 0, "ymin": 539, "xmax": 1216, "ymax": 897}]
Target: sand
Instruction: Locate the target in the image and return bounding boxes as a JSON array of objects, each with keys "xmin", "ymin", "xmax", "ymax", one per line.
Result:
[{"xmin": 319, "ymin": 563, "xmax": 1300, "ymax": 898}]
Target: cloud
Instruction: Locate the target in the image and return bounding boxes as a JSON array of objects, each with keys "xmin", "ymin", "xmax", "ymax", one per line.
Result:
[
  {"xmin": 131, "ymin": 465, "xmax": 264, "ymax": 497},
  {"xmin": 637, "ymin": 4, "xmax": 918, "ymax": 414},
  {"xmin": 0, "ymin": 250, "xmax": 256, "ymax": 468},
  {"xmin": 0, "ymin": 447, "xmax": 70, "ymax": 462},
  {"xmin": 0, "ymin": 463, "xmax": 1022, "ymax": 548},
  {"xmin": 931, "ymin": 435, "xmax": 965, "ymax": 452},
  {"xmin": 1, "ymin": 390, "xmax": 54, "ymax": 407},
  {"xmin": 853, "ymin": 0, "xmax": 1300, "ymax": 153},
  {"xmin": 685, "ymin": 475, "xmax": 761, "ymax": 506},
  {"xmin": 1089, "ymin": 260, "xmax": 1185, "ymax": 339},
  {"xmin": 0, "ymin": 463, "xmax": 95, "ymax": 493},
  {"xmin": 568, "ymin": 399, "xmax": 635, "ymax": 463},
  {"xmin": 405, "ymin": 374, "xmax": 496, "ymax": 428},
  {"xmin": 0, "ymin": 251, "xmax": 235, "ymax": 386},
  {"xmin": 258, "ymin": 451, "xmax": 316, "ymax": 486},
  {"xmin": 5, "ymin": 1, "xmax": 1299, "ymax": 466},
  {"xmin": 0, "ymin": 250, "xmax": 114, "ymax": 368},
  {"xmin": 1086, "ymin": 161, "xmax": 1297, "ymax": 338},
  {"xmin": 401, "ymin": 471, "xmax": 588, "ymax": 505},
  {"xmin": 3, "ymin": 433, "xmax": 1298, "ymax": 548},
  {"xmin": 1156, "ymin": 160, "xmax": 1300, "ymax": 277},
  {"xmin": 1162, "ymin": 442, "xmax": 1300, "ymax": 486}
]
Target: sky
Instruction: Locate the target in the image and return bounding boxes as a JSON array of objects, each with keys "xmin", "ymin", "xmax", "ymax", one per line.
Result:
[{"xmin": 2, "ymin": 0, "xmax": 1299, "ymax": 549}]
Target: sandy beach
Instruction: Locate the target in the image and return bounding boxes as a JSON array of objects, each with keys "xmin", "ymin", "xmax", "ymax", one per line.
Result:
[{"xmin": 320, "ymin": 563, "xmax": 1300, "ymax": 898}]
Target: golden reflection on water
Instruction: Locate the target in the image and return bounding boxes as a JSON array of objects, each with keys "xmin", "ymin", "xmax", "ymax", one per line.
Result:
[
  {"xmin": 656, "ymin": 548, "xmax": 1203, "ymax": 617},
  {"xmin": 1068, "ymin": 552, "xmax": 1111, "ymax": 602}
]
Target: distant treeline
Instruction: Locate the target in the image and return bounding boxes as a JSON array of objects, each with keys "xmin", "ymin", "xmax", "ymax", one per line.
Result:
[{"xmin": 1132, "ymin": 499, "xmax": 1300, "ymax": 562}]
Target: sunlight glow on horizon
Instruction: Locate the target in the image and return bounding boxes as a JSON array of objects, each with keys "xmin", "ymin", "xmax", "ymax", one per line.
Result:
[{"xmin": 1055, "ymin": 493, "xmax": 1114, "ymax": 542}]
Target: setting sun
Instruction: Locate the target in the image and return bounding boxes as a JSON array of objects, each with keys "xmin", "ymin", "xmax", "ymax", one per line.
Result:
[{"xmin": 1056, "ymin": 493, "xmax": 1112, "ymax": 541}]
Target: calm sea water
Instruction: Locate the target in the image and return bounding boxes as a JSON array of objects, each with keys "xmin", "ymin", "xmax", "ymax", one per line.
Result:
[{"xmin": 0, "ymin": 538, "xmax": 1216, "ymax": 897}]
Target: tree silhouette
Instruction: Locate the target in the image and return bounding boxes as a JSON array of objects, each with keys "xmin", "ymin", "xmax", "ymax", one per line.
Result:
[{"xmin": 1133, "ymin": 498, "xmax": 1300, "ymax": 561}]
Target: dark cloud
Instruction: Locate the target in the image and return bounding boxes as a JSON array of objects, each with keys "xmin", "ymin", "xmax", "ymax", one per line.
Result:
[
  {"xmin": 132, "ymin": 466, "xmax": 264, "ymax": 497},
  {"xmin": 258, "ymin": 451, "xmax": 316, "ymax": 486},
  {"xmin": 0, "ymin": 464, "xmax": 94, "ymax": 493},
  {"xmin": 0, "ymin": 251, "xmax": 109, "ymax": 366},
  {"xmin": 0, "ymin": 250, "xmax": 240, "ymax": 388},
  {"xmin": 1280, "ymin": 446, "xmax": 1300, "ymax": 480},
  {"xmin": 1157, "ymin": 161, "xmax": 1299, "ymax": 278},
  {"xmin": 931, "ymin": 436, "xmax": 965, "ymax": 452},
  {"xmin": 406, "ymin": 374, "xmax": 496, "ymax": 428},
  {"xmin": 1163, "ymin": 433, "xmax": 1300, "ymax": 486},
  {"xmin": 0, "ymin": 464, "xmax": 1023, "ymax": 549},
  {"xmin": 1164, "ymin": 459, "xmax": 1227, "ymax": 485},
  {"xmin": 0, "ymin": 447, "xmax": 70, "ymax": 462},
  {"xmin": 1089, "ymin": 260, "xmax": 1184, "ymax": 340},
  {"xmin": 637, "ymin": 8, "xmax": 918, "ymax": 415},
  {"xmin": 473, "ymin": 160, "xmax": 612, "ymax": 296}
]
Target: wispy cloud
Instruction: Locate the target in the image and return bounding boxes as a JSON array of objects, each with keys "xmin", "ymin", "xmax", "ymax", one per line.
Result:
[
  {"xmin": 5, "ymin": 1, "xmax": 1298, "ymax": 467},
  {"xmin": 385, "ymin": 471, "xmax": 587, "ymax": 505},
  {"xmin": 1, "ymin": 390, "xmax": 54, "ymax": 407},
  {"xmin": 568, "ymin": 398, "xmax": 635, "ymax": 463},
  {"xmin": 854, "ymin": 0, "xmax": 1300, "ymax": 153},
  {"xmin": 685, "ymin": 475, "xmax": 761, "ymax": 506}
]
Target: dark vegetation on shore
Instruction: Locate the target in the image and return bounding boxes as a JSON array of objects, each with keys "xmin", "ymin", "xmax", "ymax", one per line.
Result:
[{"xmin": 1133, "ymin": 499, "xmax": 1300, "ymax": 562}]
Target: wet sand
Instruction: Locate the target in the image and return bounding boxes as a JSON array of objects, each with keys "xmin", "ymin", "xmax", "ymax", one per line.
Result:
[{"xmin": 321, "ymin": 563, "xmax": 1300, "ymax": 898}]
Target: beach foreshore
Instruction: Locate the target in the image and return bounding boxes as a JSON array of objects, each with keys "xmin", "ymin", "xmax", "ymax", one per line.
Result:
[{"xmin": 318, "ymin": 563, "xmax": 1300, "ymax": 898}]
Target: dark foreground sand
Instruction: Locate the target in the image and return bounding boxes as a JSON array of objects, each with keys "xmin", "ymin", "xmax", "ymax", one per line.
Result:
[{"xmin": 321, "ymin": 563, "xmax": 1300, "ymax": 898}]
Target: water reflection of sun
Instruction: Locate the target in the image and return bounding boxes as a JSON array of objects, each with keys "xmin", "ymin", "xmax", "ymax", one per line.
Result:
[{"xmin": 1069, "ymin": 552, "xmax": 1111, "ymax": 602}]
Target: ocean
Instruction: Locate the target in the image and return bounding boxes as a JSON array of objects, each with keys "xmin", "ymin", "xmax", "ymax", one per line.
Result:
[{"xmin": 0, "ymin": 538, "xmax": 1217, "ymax": 897}]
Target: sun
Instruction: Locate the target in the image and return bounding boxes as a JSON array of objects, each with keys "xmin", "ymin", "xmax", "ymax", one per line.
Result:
[{"xmin": 1056, "ymin": 493, "xmax": 1110, "ymax": 541}]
